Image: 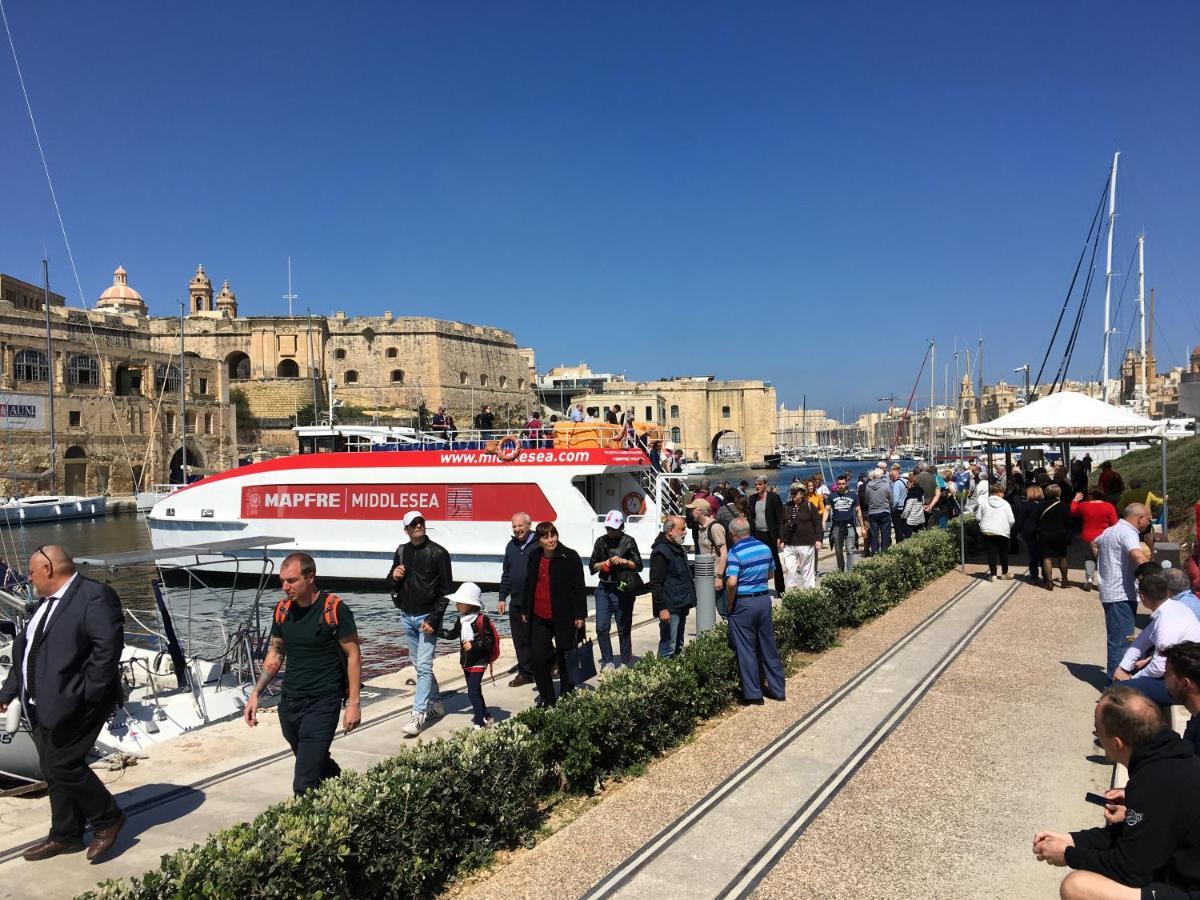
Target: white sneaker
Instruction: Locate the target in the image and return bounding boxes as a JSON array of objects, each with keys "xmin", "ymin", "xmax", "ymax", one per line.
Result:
[
  {"xmin": 600, "ymin": 662, "xmax": 616, "ymax": 675},
  {"xmin": 402, "ymin": 712, "xmax": 426, "ymax": 737},
  {"xmin": 428, "ymin": 700, "xmax": 445, "ymax": 719}
]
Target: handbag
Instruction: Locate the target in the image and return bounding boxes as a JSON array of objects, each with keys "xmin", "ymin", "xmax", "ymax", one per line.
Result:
[{"xmin": 565, "ymin": 634, "xmax": 598, "ymax": 685}]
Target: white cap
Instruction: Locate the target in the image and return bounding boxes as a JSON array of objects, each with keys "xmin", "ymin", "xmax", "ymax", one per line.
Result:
[
  {"xmin": 446, "ymin": 582, "xmax": 483, "ymax": 608},
  {"xmin": 604, "ymin": 510, "xmax": 625, "ymax": 529},
  {"xmin": 402, "ymin": 510, "xmax": 425, "ymax": 528}
]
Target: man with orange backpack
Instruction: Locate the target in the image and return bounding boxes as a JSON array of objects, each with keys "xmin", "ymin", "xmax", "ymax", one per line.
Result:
[
  {"xmin": 438, "ymin": 583, "xmax": 501, "ymax": 728},
  {"xmin": 243, "ymin": 552, "xmax": 362, "ymax": 796}
]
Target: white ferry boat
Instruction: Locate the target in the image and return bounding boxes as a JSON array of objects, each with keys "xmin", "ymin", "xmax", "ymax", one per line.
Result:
[{"xmin": 147, "ymin": 424, "xmax": 676, "ymax": 585}]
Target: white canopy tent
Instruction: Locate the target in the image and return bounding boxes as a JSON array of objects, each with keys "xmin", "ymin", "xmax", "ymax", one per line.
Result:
[
  {"xmin": 962, "ymin": 390, "xmax": 1169, "ymax": 528},
  {"xmin": 961, "ymin": 391, "xmax": 1166, "ymax": 443}
]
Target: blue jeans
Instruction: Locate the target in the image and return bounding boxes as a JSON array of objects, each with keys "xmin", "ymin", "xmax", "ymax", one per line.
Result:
[
  {"xmin": 728, "ymin": 593, "xmax": 786, "ymax": 701},
  {"xmin": 400, "ymin": 611, "xmax": 440, "ymax": 714},
  {"xmin": 868, "ymin": 512, "xmax": 892, "ymax": 554},
  {"xmin": 1103, "ymin": 600, "xmax": 1138, "ymax": 680},
  {"xmin": 658, "ymin": 609, "xmax": 689, "ymax": 659},
  {"xmin": 595, "ymin": 582, "xmax": 635, "ymax": 666},
  {"xmin": 1124, "ymin": 674, "xmax": 1173, "ymax": 705}
]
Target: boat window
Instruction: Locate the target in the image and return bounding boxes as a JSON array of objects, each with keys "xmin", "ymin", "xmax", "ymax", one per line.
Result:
[{"xmin": 344, "ymin": 434, "xmax": 373, "ymax": 451}]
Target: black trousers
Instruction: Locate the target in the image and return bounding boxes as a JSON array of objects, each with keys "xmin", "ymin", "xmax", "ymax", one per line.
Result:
[
  {"xmin": 529, "ymin": 614, "xmax": 574, "ymax": 707},
  {"xmin": 465, "ymin": 669, "xmax": 488, "ymax": 725},
  {"xmin": 508, "ymin": 605, "xmax": 533, "ymax": 678},
  {"xmin": 891, "ymin": 511, "xmax": 911, "ymax": 543},
  {"xmin": 984, "ymin": 533, "xmax": 1010, "ymax": 576},
  {"xmin": 278, "ymin": 694, "xmax": 342, "ymax": 796},
  {"xmin": 753, "ymin": 531, "xmax": 786, "ymax": 593},
  {"xmin": 31, "ymin": 702, "xmax": 122, "ymax": 843}
]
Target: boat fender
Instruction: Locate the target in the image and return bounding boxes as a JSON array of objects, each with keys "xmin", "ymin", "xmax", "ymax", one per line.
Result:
[
  {"xmin": 496, "ymin": 435, "xmax": 522, "ymax": 462},
  {"xmin": 622, "ymin": 492, "xmax": 646, "ymax": 517},
  {"xmin": 4, "ymin": 698, "xmax": 21, "ymax": 735}
]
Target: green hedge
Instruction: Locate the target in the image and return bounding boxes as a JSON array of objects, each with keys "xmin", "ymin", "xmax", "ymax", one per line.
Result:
[{"xmin": 84, "ymin": 527, "xmax": 959, "ymax": 900}]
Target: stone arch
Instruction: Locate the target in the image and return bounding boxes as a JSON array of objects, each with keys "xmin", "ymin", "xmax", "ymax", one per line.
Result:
[
  {"xmin": 169, "ymin": 441, "xmax": 205, "ymax": 485},
  {"xmin": 711, "ymin": 429, "xmax": 742, "ymax": 462},
  {"xmin": 226, "ymin": 350, "xmax": 251, "ymax": 380},
  {"xmin": 63, "ymin": 445, "xmax": 87, "ymax": 495},
  {"xmin": 277, "ymin": 359, "xmax": 300, "ymax": 378}
]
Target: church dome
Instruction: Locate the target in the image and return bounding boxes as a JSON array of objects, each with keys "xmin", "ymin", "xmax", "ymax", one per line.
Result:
[{"xmin": 97, "ymin": 265, "xmax": 147, "ymax": 315}]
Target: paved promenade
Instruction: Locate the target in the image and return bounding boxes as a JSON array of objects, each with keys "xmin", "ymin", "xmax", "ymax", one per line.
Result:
[{"xmin": 459, "ymin": 568, "xmax": 1112, "ymax": 899}]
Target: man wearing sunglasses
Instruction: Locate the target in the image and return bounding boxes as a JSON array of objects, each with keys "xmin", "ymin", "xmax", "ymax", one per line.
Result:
[{"xmin": 0, "ymin": 545, "xmax": 125, "ymax": 862}]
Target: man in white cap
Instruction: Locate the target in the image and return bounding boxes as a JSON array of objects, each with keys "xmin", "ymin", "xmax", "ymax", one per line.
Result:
[
  {"xmin": 589, "ymin": 510, "xmax": 643, "ymax": 671},
  {"xmin": 387, "ymin": 510, "xmax": 453, "ymax": 736}
]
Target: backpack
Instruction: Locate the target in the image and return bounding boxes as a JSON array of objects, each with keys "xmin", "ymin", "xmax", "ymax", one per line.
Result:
[
  {"xmin": 273, "ymin": 591, "xmax": 349, "ymax": 697},
  {"xmin": 471, "ymin": 612, "xmax": 502, "ymax": 681}
]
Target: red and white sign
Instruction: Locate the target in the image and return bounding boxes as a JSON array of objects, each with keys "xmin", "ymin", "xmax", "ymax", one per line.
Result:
[{"xmin": 240, "ymin": 483, "xmax": 556, "ymax": 521}]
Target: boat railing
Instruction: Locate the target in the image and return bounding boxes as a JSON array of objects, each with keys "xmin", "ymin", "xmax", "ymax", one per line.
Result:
[{"xmin": 318, "ymin": 422, "xmax": 663, "ymax": 455}]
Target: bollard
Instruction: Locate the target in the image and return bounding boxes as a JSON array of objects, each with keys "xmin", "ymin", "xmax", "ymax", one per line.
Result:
[{"xmin": 694, "ymin": 553, "xmax": 716, "ymax": 634}]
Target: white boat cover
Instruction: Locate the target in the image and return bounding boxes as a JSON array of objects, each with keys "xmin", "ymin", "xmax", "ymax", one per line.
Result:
[{"xmin": 961, "ymin": 391, "xmax": 1167, "ymax": 442}]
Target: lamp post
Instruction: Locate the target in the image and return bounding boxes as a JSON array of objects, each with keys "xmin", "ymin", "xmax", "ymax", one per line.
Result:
[{"xmin": 1014, "ymin": 364, "xmax": 1031, "ymax": 404}]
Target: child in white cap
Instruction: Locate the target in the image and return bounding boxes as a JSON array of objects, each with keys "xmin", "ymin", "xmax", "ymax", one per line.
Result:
[{"xmin": 438, "ymin": 583, "xmax": 499, "ymax": 728}]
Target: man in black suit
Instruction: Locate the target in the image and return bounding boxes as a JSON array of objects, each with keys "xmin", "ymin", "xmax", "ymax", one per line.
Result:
[{"xmin": 0, "ymin": 545, "xmax": 126, "ymax": 861}]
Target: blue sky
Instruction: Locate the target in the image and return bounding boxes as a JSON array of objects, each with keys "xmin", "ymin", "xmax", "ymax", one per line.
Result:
[{"xmin": 1, "ymin": 2, "xmax": 1198, "ymax": 418}]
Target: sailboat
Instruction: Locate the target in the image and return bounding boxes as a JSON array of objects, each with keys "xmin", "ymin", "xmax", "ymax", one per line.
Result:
[{"xmin": 0, "ymin": 259, "xmax": 107, "ymax": 527}]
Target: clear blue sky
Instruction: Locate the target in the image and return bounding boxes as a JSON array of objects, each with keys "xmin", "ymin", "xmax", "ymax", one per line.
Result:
[{"xmin": 2, "ymin": 2, "xmax": 1198, "ymax": 418}]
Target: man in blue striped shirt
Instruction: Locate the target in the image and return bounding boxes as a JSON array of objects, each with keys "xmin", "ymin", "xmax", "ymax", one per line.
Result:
[{"xmin": 725, "ymin": 517, "xmax": 786, "ymax": 704}]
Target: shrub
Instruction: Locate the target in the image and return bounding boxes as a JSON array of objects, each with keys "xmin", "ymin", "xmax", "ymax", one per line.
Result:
[
  {"xmin": 781, "ymin": 587, "xmax": 840, "ymax": 652},
  {"xmin": 948, "ymin": 514, "xmax": 984, "ymax": 557},
  {"xmin": 812, "ymin": 571, "xmax": 870, "ymax": 627}
]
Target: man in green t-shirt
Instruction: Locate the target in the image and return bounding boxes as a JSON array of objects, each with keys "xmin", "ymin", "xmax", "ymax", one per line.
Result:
[{"xmin": 243, "ymin": 552, "xmax": 362, "ymax": 796}]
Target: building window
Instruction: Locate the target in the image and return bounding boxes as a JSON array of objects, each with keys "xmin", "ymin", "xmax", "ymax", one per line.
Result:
[
  {"xmin": 14, "ymin": 349, "xmax": 48, "ymax": 382},
  {"xmin": 670, "ymin": 405, "xmax": 679, "ymax": 418},
  {"xmin": 671, "ymin": 427, "xmax": 681, "ymax": 443},
  {"xmin": 204, "ymin": 413, "xmax": 213, "ymax": 435},
  {"xmin": 198, "ymin": 377, "xmax": 209, "ymax": 395},
  {"xmin": 68, "ymin": 410, "xmax": 81, "ymax": 427},
  {"xmin": 333, "ymin": 348, "xmax": 347, "ymax": 360},
  {"xmin": 165, "ymin": 411, "xmax": 176, "ymax": 433},
  {"xmin": 155, "ymin": 364, "xmax": 181, "ymax": 395},
  {"xmin": 344, "ymin": 370, "xmax": 359, "ymax": 384},
  {"xmin": 645, "ymin": 406, "xmax": 653, "ymax": 421},
  {"xmin": 722, "ymin": 405, "xmax": 731, "ymax": 418},
  {"xmin": 386, "ymin": 347, "xmax": 398, "ymax": 358},
  {"xmin": 67, "ymin": 354, "xmax": 100, "ymax": 386},
  {"xmin": 459, "ymin": 371, "xmax": 468, "ymax": 385},
  {"xmin": 390, "ymin": 369, "xmax": 404, "ymax": 384},
  {"xmin": 518, "ymin": 378, "xmax": 525, "ymax": 390},
  {"xmin": 480, "ymin": 374, "xmax": 488, "ymax": 387},
  {"xmin": 499, "ymin": 376, "xmax": 508, "ymax": 388},
  {"xmin": 587, "ymin": 407, "xmax": 600, "ymax": 419}
]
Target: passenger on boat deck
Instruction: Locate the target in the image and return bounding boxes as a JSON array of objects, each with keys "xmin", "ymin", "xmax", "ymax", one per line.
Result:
[
  {"xmin": 430, "ymin": 406, "xmax": 448, "ymax": 438},
  {"xmin": 388, "ymin": 510, "xmax": 453, "ymax": 736},
  {"xmin": 474, "ymin": 405, "xmax": 495, "ymax": 439},
  {"xmin": 569, "ymin": 402, "xmax": 586, "ymax": 423},
  {"xmin": 1034, "ymin": 686, "xmax": 1200, "ymax": 898},
  {"xmin": 246, "ymin": 553, "xmax": 361, "ymax": 797},
  {"xmin": 0, "ymin": 545, "xmax": 126, "ymax": 862}
]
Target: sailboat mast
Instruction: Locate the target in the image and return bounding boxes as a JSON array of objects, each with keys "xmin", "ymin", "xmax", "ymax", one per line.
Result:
[
  {"xmin": 1102, "ymin": 151, "xmax": 1120, "ymax": 402},
  {"xmin": 1138, "ymin": 233, "xmax": 1147, "ymax": 412},
  {"xmin": 43, "ymin": 258, "xmax": 57, "ymax": 494},
  {"xmin": 929, "ymin": 339, "xmax": 935, "ymax": 460},
  {"xmin": 179, "ymin": 302, "xmax": 187, "ymax": 482}
]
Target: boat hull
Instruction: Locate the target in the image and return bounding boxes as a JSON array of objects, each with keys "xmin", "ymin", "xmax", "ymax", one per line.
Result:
[{"xmin": 0, "ymin": 495, "xmax": 107, "ymax": 528}]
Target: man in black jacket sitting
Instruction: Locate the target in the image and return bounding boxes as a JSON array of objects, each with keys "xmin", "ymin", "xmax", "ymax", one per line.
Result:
[{"xmin": 1033, "ymin": 685, "xmax": 1200, "ymax": 898}]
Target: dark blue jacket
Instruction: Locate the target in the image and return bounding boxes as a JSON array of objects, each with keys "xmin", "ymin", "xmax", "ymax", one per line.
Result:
[
  {"xmin": 648, "ymin": 533, "xmax": 697, "ymax": 616},
  {"xmin": 498, "ymin": 533, "xmax": 537, "ymax": 610}
]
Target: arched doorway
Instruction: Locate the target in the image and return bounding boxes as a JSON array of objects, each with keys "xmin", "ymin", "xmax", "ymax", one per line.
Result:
[
  {"xmin": 63, "ymin": 445, "xmax": 87, "ymax": 495},
  {"xmin": 711, "ymin": 430, "xmax": 743, "ymax": 464},
  {"xmin": 226, "ymin": 351, "xmax": 251, "ymax": 381},
  {"xmin": 169, "ymin": 443, "xmax": 205, "ymax": 485},
  {"xmin": 277, "ymin": 359, "xmax": 300, "ymax": 378}
]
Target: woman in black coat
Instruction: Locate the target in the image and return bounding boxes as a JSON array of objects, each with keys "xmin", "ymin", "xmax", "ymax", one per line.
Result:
[
  {"xmin": 523, "ymin": 521, "xmax": 587, "ymax": 707},
  {"xmin": 1035, "ymin": 483, "xmax": 1073, "ymax": 591}
]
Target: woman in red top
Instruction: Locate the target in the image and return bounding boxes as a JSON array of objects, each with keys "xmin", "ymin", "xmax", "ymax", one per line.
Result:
[
  {"xmin": 1072, "ymin": 487, "xmax": 1118, "ymax": 591},
  {"xmin": 522, "ymin": 521, "xmax": 587, "ymax": 708}
]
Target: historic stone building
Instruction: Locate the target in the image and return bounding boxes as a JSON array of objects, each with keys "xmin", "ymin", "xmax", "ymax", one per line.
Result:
[
  {"xmin": 141, "ymin": 265, "xmax": 535, "ymax": 446},
  {"xmin": 0, "ymin": 266, "xmax": 233, "ymax": 496}
]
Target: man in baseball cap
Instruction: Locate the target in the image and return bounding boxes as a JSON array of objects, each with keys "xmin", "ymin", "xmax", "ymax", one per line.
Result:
[
  {"xmin": 589, "ymin": 509, "xmax": 643, "ymax": 672},
  {"xmin": 387, "ymin": 510, "xmax": 453, "ymax": 736}
]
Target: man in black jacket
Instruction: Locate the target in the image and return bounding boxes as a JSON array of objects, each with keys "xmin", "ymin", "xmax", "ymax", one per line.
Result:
[
  {"xmin": 498, "ymin": 512, "xmax": 537, "ymax": 687},
  {"xmin": 387, "ymin": 510, "xmax": 453, "ymax": 736},
  {"xmin": 0, "ymin": 546, "xmax": 126, "ymax": 862},
  {"xmin": 747, "ymin": 476, "xmax": 784, "ymax": 593},
  {"xmin": 590, "ymin": 509, "xmax": 643, "ymax": 671},
  {"xmin": 1034, "ymin": 685, "xmax": 1200, "ymax": 897}
]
